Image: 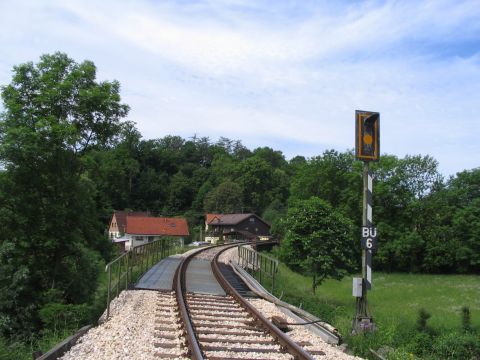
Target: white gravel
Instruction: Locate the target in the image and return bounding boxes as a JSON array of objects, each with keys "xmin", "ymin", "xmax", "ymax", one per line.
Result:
[
  {"xmin": 60, "ymin": 290, "xmax": 188, "ymax": 360},
  {"xmin": 218, "ymin": 245, "xmax": 241, "ymax": 264},
  {"xmin": 192, "ymin": 246, "xmax": 226, "ymax": 261},
  {"xmin": 59, "ymin": 245, "xmax": 361, "ymax": 360},
  {"xmin": 248, "ymin": 298, "xmax": 363, "ymax": 360}
]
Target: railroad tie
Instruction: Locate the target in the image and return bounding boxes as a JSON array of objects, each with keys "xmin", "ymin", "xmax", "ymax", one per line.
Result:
[{"xmin": 153, "ymin": 291, "xmax": 188, "ymax": 359}]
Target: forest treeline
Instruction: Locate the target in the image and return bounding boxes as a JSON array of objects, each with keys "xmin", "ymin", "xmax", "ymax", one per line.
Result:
[
  {"xmin": 101, "ymin": 133, "xmax": 480, "ymax": 276},
  {"xmin": 0, "ymin": 53, "xmax": 479, "ymax": 343}
]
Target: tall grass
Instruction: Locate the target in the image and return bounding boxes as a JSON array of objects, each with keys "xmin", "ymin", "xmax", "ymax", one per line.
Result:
[{"xmin": 259, "ymin": 262, "xmax": 480, "ymax": 359}]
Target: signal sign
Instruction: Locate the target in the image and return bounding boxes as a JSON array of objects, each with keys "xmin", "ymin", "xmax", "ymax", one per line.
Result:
[
  {"xmin": 361, "ymin": 226, "xmax": 377, "ymax": 250},
  {"xmin": 355, "ymin": 111, "xmax": 380, "ymax": 161}
]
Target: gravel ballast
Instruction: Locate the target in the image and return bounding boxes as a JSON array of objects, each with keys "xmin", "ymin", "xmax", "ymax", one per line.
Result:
[
  {"xmin": 247, "ymin": 298, "xmax": 363, "ymax": 359},
  {"xmin": 59, "ymin": 245, "xmax": 363, "ymax": 360},
  {"xmin": 60, "ymin": 290, "xmax": 186, "ymax": 360}
]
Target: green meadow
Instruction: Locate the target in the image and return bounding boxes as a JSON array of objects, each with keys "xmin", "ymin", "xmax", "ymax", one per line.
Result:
[{"xmin": 263, "ymin": 263, "xmax": 480, "ymax": 359}]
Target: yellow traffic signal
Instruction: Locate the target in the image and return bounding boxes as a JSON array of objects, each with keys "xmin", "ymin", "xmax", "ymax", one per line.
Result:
[{"xmin": 355, "ymin": 110, "xmax": 380, "ymax": 161}]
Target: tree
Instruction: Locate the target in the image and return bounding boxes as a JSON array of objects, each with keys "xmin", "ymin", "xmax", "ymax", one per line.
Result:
[
  {"xmin": 279, "ymin": 197, "xmax": 355, "ymax": 293},
  {"xmin": 237, "ymin": 156, "xmax": 275, "ymax": 213},
  {"xmin": 203, "ymin": 180, "xmax": 243, "ymax": 213},
  {"xmin": 0, "ymin": 53, "xmax": 129, "ymax": 337},
  {"xmin": 252, "ymin": 147, "xmax": 287, "ymax": 169},
  {"xmin": 421, "ymin": 168, "xmax": 480, "ymax": 273},
  {"xmin": 371, "ymin": 154, "xmax": 443, "ymax": 272},
  {"xmin": 289, "ymin": 150, "xmax": 362, "ymax": 221},
  {"xmin": 164, "ymin": 171, "xmax": 195, "ymax": 215}
]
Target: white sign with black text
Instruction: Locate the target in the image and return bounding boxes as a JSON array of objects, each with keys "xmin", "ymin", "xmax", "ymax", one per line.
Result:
[{"xmin": 361, "ymin": 226, "xmax": 377, "ymax": 250}]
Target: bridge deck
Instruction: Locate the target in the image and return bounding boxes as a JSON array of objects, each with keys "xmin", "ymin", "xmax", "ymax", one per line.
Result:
[
  {"xmin": 135, "ymin": 256, "xmax": 181, "ymax": 291},
  {"xmin": 135, "ymin": 255, "xmax": 226, "ymax": 295}
]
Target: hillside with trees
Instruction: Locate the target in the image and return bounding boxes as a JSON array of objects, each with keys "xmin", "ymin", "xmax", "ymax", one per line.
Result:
[{"xmin": 1, "ymin": 53, "xmax": 479, "ymax": 355}]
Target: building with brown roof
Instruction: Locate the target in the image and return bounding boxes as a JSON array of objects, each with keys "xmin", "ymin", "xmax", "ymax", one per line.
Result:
[{"xmin": 205, "ymin": 213, "xmax": 271, "ymax": 244}]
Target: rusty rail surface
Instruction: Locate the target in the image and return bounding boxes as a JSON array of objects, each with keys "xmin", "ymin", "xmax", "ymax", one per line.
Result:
[
  {"xmin": 175, "ymin": 241, "xmax": 314, "ymax": 360},
  {"xmin": 173, "ymin": 243, "xmax": 247, "ymax": 359},
  {"xmin": 173, "ymin": 249, "xmax": 204, "ymax": 360},
  {"xmin": 212, "ymin": 246, "xmax": 315, "ymax": 360}
]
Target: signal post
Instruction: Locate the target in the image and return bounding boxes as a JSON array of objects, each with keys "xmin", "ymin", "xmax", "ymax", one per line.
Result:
[{"xmin": 353, "ymin": 110, "xmax": 379, "ymax": 333}]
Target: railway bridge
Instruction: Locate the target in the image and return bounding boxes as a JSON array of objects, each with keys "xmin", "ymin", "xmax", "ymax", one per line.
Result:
[{"xmin": 39, "ymin": 242, "xmax": 357, "ymax": 360}]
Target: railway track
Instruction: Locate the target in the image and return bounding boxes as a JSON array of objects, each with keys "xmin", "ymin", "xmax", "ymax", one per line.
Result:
[
  {"xmin": 153, "ymin": 291, "xmax": 189, "ymax": 359},
  {"xmin": 158, "ymin": 244, "xmax": 322, "ymax": 360},
  {"xmin": 56, "ymin": 244, "xmax": 349, "ymax": 360}
]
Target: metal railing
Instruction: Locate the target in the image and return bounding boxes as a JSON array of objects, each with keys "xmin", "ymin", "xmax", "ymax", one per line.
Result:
[
  {"xmin": 104, "ymin": 239, "xmax": 176, "ymax": 319},
  {"xmin": 237, "ymin": 245, "xmax": 279, "ymax": 293}
]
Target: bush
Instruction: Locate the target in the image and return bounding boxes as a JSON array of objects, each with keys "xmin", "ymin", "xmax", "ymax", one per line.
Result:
[
  {"xmin": 461, "ymin": 306, "xmax": 471, "ymax": 332},
  {"xmin": 416, "ymin": 308, "xmax": 432, "ymax": 333},
  {"xmin": 431, "ymin": 331, "xmax": 480, "ymax": 359},
  {"xmin": 38, "ymin": 303, "xmax": 90, "ymax": 334},
  {"xmin": 405, "ymin": 332, "xmax": 432, "ymax": 357},
  {"xmin": 0, "ymin": 336, "xmax": 30, "ymax": 360}
]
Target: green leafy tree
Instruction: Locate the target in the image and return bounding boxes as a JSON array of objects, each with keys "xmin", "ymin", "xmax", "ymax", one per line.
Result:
[
  {"xmin": 290, "ymin": 150, "xmax": 362, "ymax": 221},
  {"xmin": 0, "ymin": 52, "xmax": 129, "ymax": 337},
  {"xmin": 262, "ymin": 198, "xmax": 287, "ymax": 226},
  {"xmin": 203, "ymin": 180, "xmax": 243, "ymax": 213},
  {"xmin": 279, "ymin": 197, "xmax": 355, "ymax": 293},
  {"xmin": 237, "ymin": 156, "xmax": 275, "ymax": 213},
  {"xmin": 419, "ymin": 168, "xmax": 480, "ymax": 273},
  {"xmin": 252, "ymin": 147, "xmax": 287, "ymax": 169},
  {"xmin": 371, "ymin": 154, "xmax": 443, "ymax": 272},
  {"xmin": 164, "ymin": 171, "xmax": 195, "ymax": 215}
]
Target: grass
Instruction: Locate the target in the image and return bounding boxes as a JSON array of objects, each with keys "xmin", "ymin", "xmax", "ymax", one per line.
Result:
[{"xmin": 258, "ymin": 263, "xmax": 480, "ymax": 359}]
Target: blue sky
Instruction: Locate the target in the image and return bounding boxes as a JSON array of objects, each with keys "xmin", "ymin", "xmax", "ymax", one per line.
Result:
[{"xmin": 1, "ymin": 0, "xmax": 479, "ymax": 176}]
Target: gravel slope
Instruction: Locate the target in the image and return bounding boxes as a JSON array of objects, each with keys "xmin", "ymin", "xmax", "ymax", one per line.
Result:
[{"xmin": 60, "ymin": 290, "xmax": 161, "ymax": 360}]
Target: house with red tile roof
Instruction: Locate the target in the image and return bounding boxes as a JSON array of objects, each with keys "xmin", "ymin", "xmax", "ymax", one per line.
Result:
[
  {"xmin": 109, "ymin": 211, "xmax": 189, "ymax": 250},
  {"xmin": 109, "ymin": 210, "xmax": 151, "ymax": 239},
  {"xmin": 205, "ymin": 213, "xmax": 271, "ymax": 244},
  {"xmin": 124, "ymin": 216, "xmax": 190, "ymax": 250}
]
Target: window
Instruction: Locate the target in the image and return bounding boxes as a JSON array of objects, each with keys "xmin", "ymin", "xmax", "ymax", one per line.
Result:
[
  {"xmin": 135, "ymin": 236, "xmax": 144, "ymax": 241},
  {"xmin": 249, "ymin": 217, "xmax": 255, "ymax": 223}
]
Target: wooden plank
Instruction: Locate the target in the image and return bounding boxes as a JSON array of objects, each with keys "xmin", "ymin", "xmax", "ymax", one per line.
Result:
[
  {"xmin": 199, "ymin": 337, "xmax": 273, "ymax": 345},
  {"xmin": 202, "ymin": 345, "xmax": 280, "ymax": 353}
]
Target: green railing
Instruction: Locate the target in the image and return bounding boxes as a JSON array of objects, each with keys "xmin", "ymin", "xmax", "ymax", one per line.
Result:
[
  {"xmin": 237, "ymin": 245, "xmax": 279, "ymax": 293},
  {"xmin": 104, "ymin": 239, "xmax": 177, "ymax": 319}
]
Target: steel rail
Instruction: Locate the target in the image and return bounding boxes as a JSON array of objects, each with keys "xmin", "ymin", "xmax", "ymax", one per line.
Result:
[
  {"xmin": 230, "ymin": 260, "xmax": 341, "ymax": 344},
  {"xmin": 173, "ymin": 247, "xmax": 206, "ymax": 360},
  {"xmin": 174, "ymin": 243, "xmax": 249, "ymax": 359},
  {"xmin": 173, "ymin": 243, "xmax": 243, "ymax": 359},
  {"xmin": 211, "ymin": 247, "xmax": 316, "ymax": 360}
]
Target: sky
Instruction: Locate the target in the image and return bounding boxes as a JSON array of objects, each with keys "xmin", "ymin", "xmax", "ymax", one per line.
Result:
[{"xmin": 0, "ymin": 0, "xmax": 479, "ymax": 176}]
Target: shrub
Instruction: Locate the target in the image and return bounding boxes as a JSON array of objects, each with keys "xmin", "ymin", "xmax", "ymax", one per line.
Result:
[
  {"xmin": 0, "ymin": 337, "xmax": 30, "ymax": 360},
  {"xmin": 461, "ymin": 306, "xmax": 471, "ymax": 332},
  {"xmin": 416, "ymin": 308, "xmax": 432, "ymax": 333},
  {"xmin": 405, "ymin": 332, "xmax": 432, "ymax": 357},
  {"xmin": 38, "ymin": 303, "xmax": 90, "ymax": 334},
  {"xmin": 431, "ymin": 331, "xmax": 480, "ymax": 359}
]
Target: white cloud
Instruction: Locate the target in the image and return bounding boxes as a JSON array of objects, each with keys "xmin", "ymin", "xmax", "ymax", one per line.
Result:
[{"xmin": 0, "ymin": 0, "xmax": 479, "ymax": 175}]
